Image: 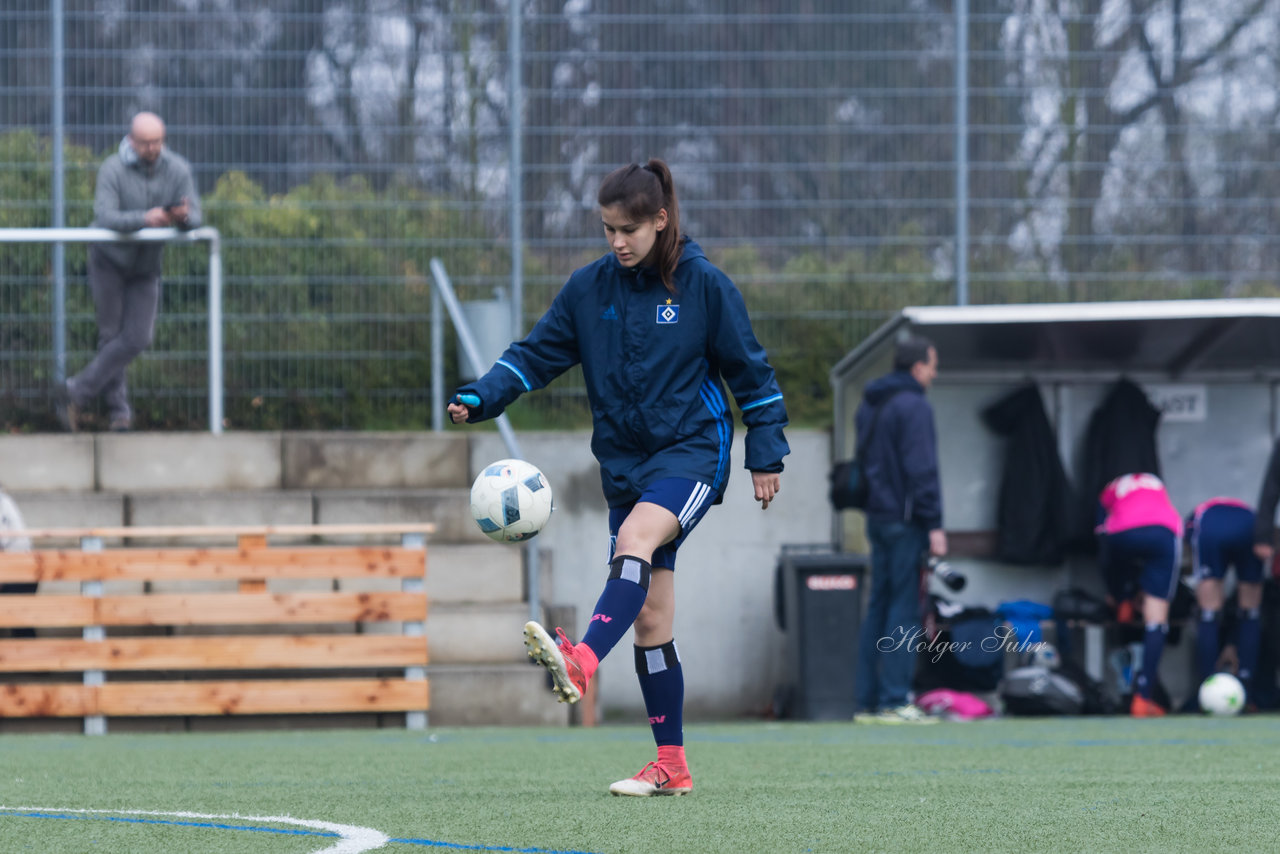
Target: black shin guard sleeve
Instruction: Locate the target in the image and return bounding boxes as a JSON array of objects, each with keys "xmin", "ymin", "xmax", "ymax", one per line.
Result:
[
  {"xmin": 634, "ymin": 640, "xmax": 681, "ymax": 675},
  {"xmin": 608, "ymin": 554, "xmax": 652, "ymax": 591}
]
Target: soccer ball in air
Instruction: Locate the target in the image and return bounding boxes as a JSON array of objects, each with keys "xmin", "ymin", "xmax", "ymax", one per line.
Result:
[
  {"xmin": 1198, "ymin": 672, "xmax": 1245, "ymax": 716},
  {"xmin": 469, "ymin": 458, "xmax": 554, "ymax": 543}
]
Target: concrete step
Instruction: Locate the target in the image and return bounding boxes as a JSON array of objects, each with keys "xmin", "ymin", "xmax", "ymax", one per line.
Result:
[
  {"xmin": 329, "ymin": 543, "xmax": 523, "ymax": 605},
  {"xmin": 312, "ymin": 488, "xmax": 487, "ymax": 544},
  {"xmin": 121, "ymin": 487, "xmax": 487, "ymax": 544},
  {"xmin": 280, "ymin": 432, "xmax": 470, "ymax": 490},
  {"xmin": 426, "ymin": 602, "xmax": 531, "ymax": 664},
  {"xmin": 427, "ymin": 543, "xmax": 524, "ymax": 604},
  {"xmin": 0, "ymin": 435, "xmax": 96, "ymax": 491},
  {"xmin": 11, "ymin": 491, "xmax": 127, "ymax": 540},
  {"xmin": 0, "ymin": 431, "xmax": 473, "ymax": 494},
  {"xmin": 426, "ymin": 662, "xmax": 571, "ymax": 726},
  {"xmin": 11, "ymin": 487, "xmax": 490, "ymax": 548},
  {"xmin": 129, "ymin": 490, "xmax": 313, "ymax": 537},
  {"xmin": 97, "ymin": 432, "xmax": 286, "ymax": 492}
]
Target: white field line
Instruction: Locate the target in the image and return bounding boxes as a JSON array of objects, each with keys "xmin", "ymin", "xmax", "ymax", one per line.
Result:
[{"xmin": 0, "ymin": 806, "xmax": 389, "ymax": 854}]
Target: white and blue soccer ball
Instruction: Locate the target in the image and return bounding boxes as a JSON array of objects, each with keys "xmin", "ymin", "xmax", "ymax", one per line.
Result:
[
  {"xmin": 1198, "ymin": 672, "xmax": 1245, "ymax": 716},
  {"xmin": 469, "ymin": 458, "xmax": 554, "ymax": 543}
]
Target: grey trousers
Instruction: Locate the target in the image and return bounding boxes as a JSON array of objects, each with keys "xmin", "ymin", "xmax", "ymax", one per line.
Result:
[{"xmin": 69, "ymin": 245, "xmax": 160, "ymax": 422}]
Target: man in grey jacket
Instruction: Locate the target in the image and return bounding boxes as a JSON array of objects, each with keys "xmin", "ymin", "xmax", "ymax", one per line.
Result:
[{"xmin": 54, "ymin": 111, "xmax": 201, "ymax": 432}]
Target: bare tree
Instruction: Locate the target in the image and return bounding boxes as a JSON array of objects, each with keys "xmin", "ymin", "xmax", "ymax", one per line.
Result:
[{"xmin": 1006, "ymin": 0, "xmax": 1279, "ymax": 289}]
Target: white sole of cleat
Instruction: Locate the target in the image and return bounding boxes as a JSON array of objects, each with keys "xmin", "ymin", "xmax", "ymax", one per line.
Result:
[
  {"xmin": 609, "ymin": 781, "xmax": 691, "ymax": 797},
  {"xmin": 522, "ymin": 621, "xmax": 581, "ymax": 704}
]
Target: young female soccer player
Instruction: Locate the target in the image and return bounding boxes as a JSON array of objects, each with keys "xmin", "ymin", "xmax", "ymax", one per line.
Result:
[
  {"xmin": 1096, "ymin": 472, "xmax": 1183, "ymax": 717},
  {"xmin": 447, "ymin": 159, "xmax": 789, "ymax": 795}
]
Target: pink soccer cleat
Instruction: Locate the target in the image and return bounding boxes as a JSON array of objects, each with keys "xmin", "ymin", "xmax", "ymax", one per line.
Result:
[
  {"xmin": 523, "ymin": 621, "xmax": 591, "ymax": 704},
  {"xmin": 609, "ymin": 761, "xmax": 693, "ymax": 797}
]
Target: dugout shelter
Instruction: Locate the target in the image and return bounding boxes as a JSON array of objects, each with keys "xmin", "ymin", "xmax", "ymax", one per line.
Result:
[{"xmin": 829, "ymin": 298, "xmax": 1280, "ymax": 619}]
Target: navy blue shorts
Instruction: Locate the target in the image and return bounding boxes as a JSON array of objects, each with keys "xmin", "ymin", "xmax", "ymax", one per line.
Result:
[
  {"xmin": 1190, "ymin": 503, "xmax": 1262, "ymax": 584},
  {"xmin": 608, "ymin": 478, "xmax": 717, "ymax": 571},
  {"xmin": 1099, "ymin": 525, "xmax": 1181, "ymax": 601}
]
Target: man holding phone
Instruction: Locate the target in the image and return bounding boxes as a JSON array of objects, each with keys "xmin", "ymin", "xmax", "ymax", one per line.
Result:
[{"xmin": 54, "ymin": 111, "xmax": 201, "ymax": 432}]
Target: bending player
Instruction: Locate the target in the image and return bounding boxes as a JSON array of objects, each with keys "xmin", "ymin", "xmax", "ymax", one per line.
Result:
[
  {"xmin": 1096, "ymin": 473, "xmax": 1182, "ymax": 717},
  {"xmin": 1186, "ymin": 497, "xmax": 1263, "ymax": 708}
]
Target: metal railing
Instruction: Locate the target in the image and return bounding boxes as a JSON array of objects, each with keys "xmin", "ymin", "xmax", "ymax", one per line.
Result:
[
  {"xmin": 428, "ymin": 257, "xmax": 541, "ymax": 623},
  {"xmin": 0, "ymin": 226, "xmax": 224, "ymax": 434}
]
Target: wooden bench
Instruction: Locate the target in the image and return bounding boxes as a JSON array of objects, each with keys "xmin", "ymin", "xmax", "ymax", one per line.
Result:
[{"xmin": 0, "ymin": 523, "xmax": 434, "ymax": 734}]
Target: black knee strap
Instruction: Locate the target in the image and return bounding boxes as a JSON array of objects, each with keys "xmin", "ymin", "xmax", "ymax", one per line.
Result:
[
  {"xmin": 608, "ymin": 554, "xmax": 652, "ymax": 591},
  {"xmin": 634, "ymin": 639, "xmax": 680, "ymax": 675}
]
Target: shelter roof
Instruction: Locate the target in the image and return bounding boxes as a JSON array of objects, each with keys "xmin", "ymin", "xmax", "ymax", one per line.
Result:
[{"xmin": 830, "ymin": 299, "xmax": 1280, "ymax": 380}]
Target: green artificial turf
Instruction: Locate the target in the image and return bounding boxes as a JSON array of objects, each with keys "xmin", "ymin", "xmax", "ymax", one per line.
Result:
[{"xmin": 0, "ymin": 716, "xmax": 1277, "ymax": 853}]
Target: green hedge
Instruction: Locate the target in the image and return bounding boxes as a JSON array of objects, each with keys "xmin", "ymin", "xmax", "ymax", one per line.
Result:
[{"xmin": 4, "ymin": 129, "xmax": 1263, "ymax": 433}]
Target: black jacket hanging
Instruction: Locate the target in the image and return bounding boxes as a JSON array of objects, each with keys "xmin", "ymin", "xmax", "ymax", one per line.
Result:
[
  {"xmin": 1070, "ymin": 378, "xmax": 1162, "ymax": 552},
  {"xmin": 981, "ymin": 383, "xmax": 1073, "ymax": 566}
]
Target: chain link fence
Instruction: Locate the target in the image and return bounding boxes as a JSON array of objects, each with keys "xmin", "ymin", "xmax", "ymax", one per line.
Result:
[{"xmin": 2, "ymin": 1, "xmax": 1278, "ymax": 431}]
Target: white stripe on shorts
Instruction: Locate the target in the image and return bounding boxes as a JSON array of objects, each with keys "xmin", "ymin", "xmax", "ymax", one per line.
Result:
[{"xmin": 677, "ymin": 482, "xmax": 711, "ymax": 528}]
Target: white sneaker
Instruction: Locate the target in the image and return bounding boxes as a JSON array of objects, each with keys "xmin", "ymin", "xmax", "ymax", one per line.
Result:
[{"xmin": 873, "ymin": 704, "xmax": 938, "ymax": 724}]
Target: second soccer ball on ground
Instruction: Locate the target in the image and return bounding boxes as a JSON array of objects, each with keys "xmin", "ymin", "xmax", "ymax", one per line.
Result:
[{"xmin": 1198, "ymin": 672, "xmax": 1245, "ymax": 716}]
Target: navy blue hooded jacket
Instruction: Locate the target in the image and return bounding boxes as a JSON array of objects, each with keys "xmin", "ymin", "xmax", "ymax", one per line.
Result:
[
  {"xmin": 855, "ymin": 370, "xmax": 942, "ymax": 530},
  {"xmin": 459, "ymin": 237, "xmax": 789, "ymax": 508}
]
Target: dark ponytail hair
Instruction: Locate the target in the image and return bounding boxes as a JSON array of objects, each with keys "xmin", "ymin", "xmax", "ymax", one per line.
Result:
[{"xmin": 597, "ymin": 158, "xmax": 683, "ymax": 294}]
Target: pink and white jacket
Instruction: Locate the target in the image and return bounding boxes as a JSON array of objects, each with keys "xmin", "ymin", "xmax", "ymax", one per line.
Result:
[{"xmin": 1097, "ymin": 473, "xmax": 1183, "ymax": 536}]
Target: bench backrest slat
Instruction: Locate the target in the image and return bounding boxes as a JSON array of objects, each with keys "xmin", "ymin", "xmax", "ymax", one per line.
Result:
[
  {"xmin": 0, "ymin": 679, "xmax": 430, "ymax": 718},
  {"xmin": 0, "ymin": 635, "xmax": 428, "ymax": 672},
  {"xmin": 0, "ymin": 547, "xmax": 426, "ymax": 582},
  {"xmin": 0, "ymin": 592, "xmax": 427, "ymax": 628}
]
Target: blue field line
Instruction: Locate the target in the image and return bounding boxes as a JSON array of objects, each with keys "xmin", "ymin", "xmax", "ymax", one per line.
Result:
[{"xmin": 0, "ymin": 810, "xmax": 600, "ymax": 853}]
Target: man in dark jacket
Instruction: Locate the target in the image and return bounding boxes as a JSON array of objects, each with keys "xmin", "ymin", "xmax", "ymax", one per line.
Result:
[
  {"xmin": 853, "ymin": 334, "xmax": 946, "ymax": 724},
  {"xmin": 54, "ymin": 111, "xmax": 202, "ymax": 432}
]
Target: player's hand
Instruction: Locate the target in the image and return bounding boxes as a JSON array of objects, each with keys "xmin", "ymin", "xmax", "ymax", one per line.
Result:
[
  {"xmin": 448, "ymin": 393, "xmax": 480, "ymax": 424},
  {"xmin": 752, "ymin": 471, "xmax": 780, "ymax": 510},
  {"xmin": 1254, "ymin": 542, "xmax": 1274, "ymax": 562}
]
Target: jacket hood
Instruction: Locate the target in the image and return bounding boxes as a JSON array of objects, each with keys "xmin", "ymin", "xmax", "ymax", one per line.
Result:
[
  {"xmin": 605, "ymin": 235, "xmax": 707, "ymax": 285},
  {"xmin": 863, "ymin": 370, "xmax": 923, "ymax": 404},
  {"xmin": 676, "ymin": 236, "xmax": 706, "ymax": 266}
]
